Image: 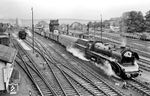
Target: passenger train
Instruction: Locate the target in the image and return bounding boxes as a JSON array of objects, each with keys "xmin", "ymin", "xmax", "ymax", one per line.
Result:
[
  {"xmin": 33, "ymin": 20, "xmax": 140, "ymax": 79},
  {"xmin": 35, "ymin": 29, "xmax": 140, "ymax": 79},
  {"xmin": 121, "ymin": 32, "xmax": 150, "ymax": 41}
]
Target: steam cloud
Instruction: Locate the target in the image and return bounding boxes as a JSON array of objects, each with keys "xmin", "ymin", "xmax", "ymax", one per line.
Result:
[
  {"xmin": 66, "ymin": 45, "xmax": 119, "ymax": 78},
  {"xmin": 66, "ymin": 46, "xmax": 89, "ymax": 61},
  {"xmin": 96, "ymin": 61, "xmax": 115, "ymax": 76}
]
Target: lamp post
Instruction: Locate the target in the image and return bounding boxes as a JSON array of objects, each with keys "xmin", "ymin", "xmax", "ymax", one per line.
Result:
[{"xmin": 31, "ymin": 7, "xmax": 34, "ymax": 53}]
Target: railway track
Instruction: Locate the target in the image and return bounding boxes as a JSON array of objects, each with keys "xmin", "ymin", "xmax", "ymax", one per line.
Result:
[
  {"xmin": 37, "ymin": 33, "xmax": 150, "ymax": 95},
  {"xmin": 25, "ymin": 38, "xmax": 104, "ymax": 96},
  {"xmin": 38, "ymin": 48, "xmax": 113, "ymax": 96},
  {"xmin": 64, "ymin": 73, "xmax": 95, "ymax": 96},
  {"xmin": 88, "ymin": 34, "xmax": 150, "ymax": 95},
  {"xmin": 28, "ymin": 32, "xmax": 150, "ymax": 96},
  {"xmin": 12, "ymin": 39, "xmax": 56, "ymax": 96},
  {"xmin": 46, "ymin": 60, "xmax": 81, "ymax": 96},
  {"xmin": 16, "ymin": 40, "xmax": 66, "ymax": 96},
  {"xmin": 140, "ymin": 58, "xmax": 150, "ymax": 65},
  {"xmin": 30, "ymin": 35, "xmax": 128, "ymax": 96},
  {"xmin": 127, "ymin": 79, "xmax": 150, "ymax": 96},
  {"xmin": 53, "ymin": 47, "xmax": 127, "ymax": 96},
  {"xmin": 61, "ymin": 66, "xmax": 108, "ymax": 96},
  {"xmin": 138, "ymin": 61, "xmax": 150, "ymax": 72},
  {"xmin": 65, "ymin": 48, "xmax": 150, "ymax": 96}
]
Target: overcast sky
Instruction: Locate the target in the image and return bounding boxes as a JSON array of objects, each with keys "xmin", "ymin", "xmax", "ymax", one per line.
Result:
[{"xmin": 0, "ymin": 0, "xmax": 150, "ymax": 20}]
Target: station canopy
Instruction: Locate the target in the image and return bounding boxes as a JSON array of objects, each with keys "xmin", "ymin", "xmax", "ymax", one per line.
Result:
[{"xmin": 0, "ymin": 44, "xmax": 17, "ymax": 63}]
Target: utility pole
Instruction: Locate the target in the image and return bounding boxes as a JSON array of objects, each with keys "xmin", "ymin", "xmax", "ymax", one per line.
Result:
[
  {"xmin": 100, "ymin": 14, "xmax": 102, "ymax": 42},
  {"xmin": 94, "ymin": 25, "xmax": 95, "ymax": 41},
  {"xmin": 67, "ymin": 24, "xmax": 69, "ymax": 35},
  {"xmin": 31, "ymin": 7, "xmax": 34, "ymax": 53}
]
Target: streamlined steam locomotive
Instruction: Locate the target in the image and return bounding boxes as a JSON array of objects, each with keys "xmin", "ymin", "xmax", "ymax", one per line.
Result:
[{"xmin": 75, "ymin": 39, "xmax": 140, "ymax": 79}]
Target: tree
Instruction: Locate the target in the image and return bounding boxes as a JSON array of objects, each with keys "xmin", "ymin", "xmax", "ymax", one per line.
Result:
[
  {"xmin": 121, "ymin": 11, "xmax": 145, "ymax": 33},
  {"xmin": 87, "ymin": 21, "xmax": 93, "ymax": 27},
  {"xmin": 145, "ymin": 10, "xmax": 150, "ymax": 32}
]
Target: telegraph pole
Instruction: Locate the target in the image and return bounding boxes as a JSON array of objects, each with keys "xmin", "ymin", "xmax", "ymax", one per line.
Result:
[
  {"xmin": 94, "ymin": 25, "xmax": 95, "ymax": 41},
  {"xmin": 100, "ymin": 14, "xmax": 102, "ymax": 42},
  {"xmin": 31, "ymin": 7, "xmax": 34, "ymax": 53},
  {"xmin": 67, "ymin": 24, "xmax": 69, "ymax": 35}
]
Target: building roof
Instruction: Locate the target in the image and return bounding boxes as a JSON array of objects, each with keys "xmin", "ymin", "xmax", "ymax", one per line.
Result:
[{"xmin": 0, "ymin": 44, "xmax": 17, "ymax": 63}]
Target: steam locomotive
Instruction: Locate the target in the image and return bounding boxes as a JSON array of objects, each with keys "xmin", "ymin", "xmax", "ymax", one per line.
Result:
[
  {"xmin": 75, "ymin": 39, "xmax": 140, "ymax": 79},
  {"xmin": 34, "ymin": 20, "xmax": 140, "ymax": 79},
  {"xmin": 18, "ymin": 30, "xmax": 27, "ymax": 39}
]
